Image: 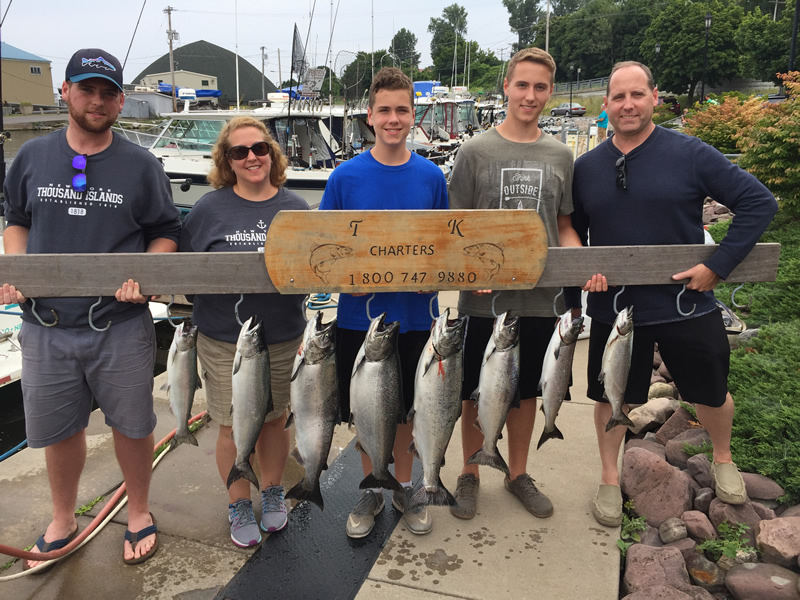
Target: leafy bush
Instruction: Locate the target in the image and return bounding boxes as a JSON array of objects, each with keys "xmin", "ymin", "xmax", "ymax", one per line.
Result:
[
  {"xmin": 697, "ymin": 522, "xmax": 755, "ymax": 562},
  {"xmin": 618, "ymin": 500, "xmax": 647, "ymax": 557},
  {"xmin": 683, "ymin": 95, "xmax": 763, "ymax": 154},
  {"xmin": 736, "ymin": 72, "xmax": 800, "ymax": 218}
]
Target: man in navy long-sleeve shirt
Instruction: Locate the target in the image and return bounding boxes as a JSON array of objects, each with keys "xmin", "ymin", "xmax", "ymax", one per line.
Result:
[{"xmin": 572, "ymin": 61, "xmax": 777, "ymax": 528}]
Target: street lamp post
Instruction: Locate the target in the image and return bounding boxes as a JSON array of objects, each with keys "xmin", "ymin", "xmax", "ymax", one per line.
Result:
[
  {"xmin": 577, "ymin": 67, "xmax": 581, "ymax": 92},
  {"xmin": 702, "ymin": 13, "xmax": 712, "ymax": 103},
  {"xmin": 654, "ymin": 43, "xmax": 661, "ymax": 89},
  {"xmin": 569, "ymin": 64, "xmax": 574, "ymax": 116}
]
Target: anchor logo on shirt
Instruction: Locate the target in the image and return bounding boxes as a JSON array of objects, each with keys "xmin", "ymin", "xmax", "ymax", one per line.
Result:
[{"xmin": 257, "ymin": 220, "xmax": 267, "ymax": 230}]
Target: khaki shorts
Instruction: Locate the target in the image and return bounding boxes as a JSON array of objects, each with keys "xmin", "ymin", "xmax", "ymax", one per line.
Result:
[{"xmin": 197, "ymin": 331, "xmax": 301, "ymax": 427}]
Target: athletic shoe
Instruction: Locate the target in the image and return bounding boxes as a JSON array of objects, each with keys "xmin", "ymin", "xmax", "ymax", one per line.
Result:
[
  {"xmin": 450, "ymin": 473, "xmax": 480, "ymax": 519},
  {"xmin": 711, "ymin": 462, "xmax": 748, "ymax": 505},
  {"xmin": 260, "ymin": 485, "xmax": 288, "ymax": 532},
  {"xmin": 591, "ymin": 484, "xmax": 623, "ymax": 527},
  {"xmin": 392, "ymin": 487, "xmax": 432, "ymax": 535},
  {"xmin": 504, "ymin": 474, "xmax": 553, "ymax": 518},
  {"xmin": 346, "ymin": 490, "xmax": 385, "ymax": 539},
  {"xmin": 228, "ymin": 499, "xmax": 262, "ymax": 548}
]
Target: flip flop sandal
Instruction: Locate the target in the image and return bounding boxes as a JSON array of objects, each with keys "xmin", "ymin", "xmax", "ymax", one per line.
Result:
[
  {"xmin": 123, "ymin": 513, "xmax": 159, "ymax": 566},
  {"xmin": 22, "ymin": 526, "xmax": 79, "ymax": 573}
]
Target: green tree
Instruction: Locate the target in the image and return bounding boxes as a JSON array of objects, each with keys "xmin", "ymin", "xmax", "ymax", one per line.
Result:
[
  {"xmin": 641, "ymin": 0, "xmax": 743, "ymax": 105},
  {"xmin": 736, "ymin": 8, "xmax": 792, "ymax": 84},
  {"xmin": 317, "ymin": 66, "xmax": 342, "ymax": 98},
  {"xmin": 339, "ymin": 52, "xmax": 372, "ymax": 100},
  {"xmin": 391, "ymin": 28, "xmax": 421, "ymax": 75},
  {"xmin": 503, "ymin": 0, "xmax": 542, "ymax": 51},
  {"xmin": 428, "ymin": 4, "xmax": 469, "ymax": 84},
  {"xmin": 552, "ymin": 0, "xmax": 589, "ymax": 16}
]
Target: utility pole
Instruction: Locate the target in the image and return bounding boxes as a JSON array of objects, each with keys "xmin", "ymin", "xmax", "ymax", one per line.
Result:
[
  {"xmin": 546, "ymin": 0, "xmax": 551, "ymax": 53},
  {"xmin": 261, "ymin": 46, "xmax": 266, "ymax": 100},
  {"xmin": 278, "ymin": 49, "xmax": 282, "ymax": 90},
  {"xmin": 165, "ymin": 6, "xmax": 178, "ymax": 112}
]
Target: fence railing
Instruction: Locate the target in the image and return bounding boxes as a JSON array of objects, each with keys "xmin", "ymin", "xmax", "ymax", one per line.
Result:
[{"xmin": 553, "ymin": 77, "xmax": 609, "ymax": 94}]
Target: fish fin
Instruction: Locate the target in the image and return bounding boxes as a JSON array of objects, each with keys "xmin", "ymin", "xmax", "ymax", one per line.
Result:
[
  {"xmin": 285, "ymin": 412, "xmax": 295, "ymax": 430},
  {"xmin": 226, "ymin": 461, "xmax": 260, "ymax": 490},
  {"xmin": 398, "ymin": 406, "xmax": 408, "ymax": 425},
  {"xmin": 170, "ymin": 430, "xmax": 199, "ymax": 450},
  {"xmin": 536, "ymin": 425, "xmax": 564, "ymax": 450},
  {"xmin": 351, "ymin": 353, "xmax": 366, "ymax": 377},
  {"xmin": 467, "ymin": 447, "xmax": 510, "ymax": 475},
  {"xmin": 605, "ymin": 411, "xmax": 635, "ymax": 433},
  {"xmin": 196, "ymin": 378, "xmax": 202, "ymax": 390},
  {"xmin": 406, "ymin": 406, "xmax": 416, "ymax": 421},
  {"xmin": 159, "ymin": 382, "xmax": 169, "ymax": 392},
  {"xmin": 360, "ymin": 472, "xmax": 402, "ymax": 492},
  {"xmin": 232, "ymin": 353, "xmax": 242, "ymax": 376},
  {"xmin": 411, "ymin": 480, "xmax": 456, "ymax": 506},
  {"xmin": 554, "ymin": 345, "xmax": 561, "ymax": 361},
  {"xmin": 285, "ymin": 478, "xmax": 324, "ymax": 510},
  {"xmin": 388, "ymin": 455, "xmax": 395, "ymax": 465},
  {"xmin": 470, "ymin": 389, "xmax": 480, "ymax": 403},
  {"xmin": 348, "ymin": 412, "xmax": 355, "ymax": 430},
  {"xmin": 472, "ymin": 418, "xmax": 483, "ymax": 434},
  {"xmin": 290, "ymin": 360, "xmax": 303, "ymax": 382},
  {"xmin": 408, "ymin": 440, "xmax": 419, "ymax": 458},
  {"xmin": 290, "ymin": 445, "xmax": 304, "ymax": 466},
  {"xmin": 354, "ymin": 439, "xmax": 363, "ymax": 453},
  {"xmin": 422, "ymin": 353, "xmax": 436, "ymax": 376},
  {"xmin": 267, "ymin": 393, "xmax": 274, "ymax": 416}
]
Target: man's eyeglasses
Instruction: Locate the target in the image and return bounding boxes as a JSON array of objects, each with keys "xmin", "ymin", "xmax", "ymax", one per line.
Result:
[
  {"xmin": 227, "ymin": 142, "xmax": 270, "ymax": 161},
  {"xmin": 615, "ymin": 155, "xmax": 627, "ymax": 191},
  {"xmin": 72, "ymin": 154, "xmax": 88, "ymax": 192}
]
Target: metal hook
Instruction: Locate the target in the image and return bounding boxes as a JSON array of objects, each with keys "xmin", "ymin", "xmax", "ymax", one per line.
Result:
[
  {"xmin": 731, "ymin": 284, "xmax": 750, "ymax": 309},
  {"xmin": 165, "ymin": 295, "xmax": 182, "ymax": 328},
  {"xmin": 88, "ymin": 297, "xmax": 112, "ymax": 332},
  {"xmin": 676, "ymin": 284, "xmax": 696, "ymax": 317},
  {"xmin": 613, "ymin": 285, "xmax": 626, "ymax": 315},
  {"xmin": 553, "ymin": 288, "xmax": 564, "ymax": 317},
  {"xmin": 29, "ymin": 298, "xmax": 59, "ymax": 327},
  {"xmin": 428, "ymin": 294, "xmax": 437, "ymax": 321},
  {"xmin": 490, "ymin": 291, "xmax": 501, "ymax": 318},
  {"xmin": 234, "ymin": 294, "xmax": 245, "ymax": 327},
  {"xmin": 365, "ymin": 293, "xmax": 376, "ymax": 321}
]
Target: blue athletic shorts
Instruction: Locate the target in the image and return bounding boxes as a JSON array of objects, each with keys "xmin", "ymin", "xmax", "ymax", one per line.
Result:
[
  {"xmin": 586, "ymin": 310, "xmax": 729, "ymax": 408},
  {"xmin": 19, "ymin": 310, "xmax": 157, "ymax": 447}
]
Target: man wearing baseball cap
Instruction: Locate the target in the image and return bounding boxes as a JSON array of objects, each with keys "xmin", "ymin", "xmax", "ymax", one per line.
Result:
[{"xmin": 2, "ymin": 48, "xmax": 180, "ymax": 569}]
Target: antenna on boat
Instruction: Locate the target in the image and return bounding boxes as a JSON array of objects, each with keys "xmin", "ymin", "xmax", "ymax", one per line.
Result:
[{"xmin": 235, "ymin": 0, "xmax": 240, "ymax": 112}]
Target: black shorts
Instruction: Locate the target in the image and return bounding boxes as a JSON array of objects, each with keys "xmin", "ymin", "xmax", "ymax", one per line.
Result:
[
  {"xmin": 461, "ymin": 315, "xmax": 558, "ymax": 401},
  {"xmin": 336, "ymin": 326, "xmax": 429, "ymax": 424},
  {"xmin": 586, "ymin": 310, "xmax": 730, "ymax": 408}
]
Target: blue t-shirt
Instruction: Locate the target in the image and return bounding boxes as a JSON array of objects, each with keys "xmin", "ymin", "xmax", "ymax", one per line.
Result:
[
  {"xmin": 319, "ymin": 150, "xmax": 449, "ymax": 332},
  {"xmin": 596, "ymin": 110, "xmax": 608, "ymax": 129}
]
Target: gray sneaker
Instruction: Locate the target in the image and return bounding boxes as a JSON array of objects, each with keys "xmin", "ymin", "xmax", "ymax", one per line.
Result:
[
  {"xmin": 346, "ymin": 490, "xmax": 385, "ymax": 539},
  {"xmin": 228, "ymin": 499, "xmax": 262, "ymax": 548},
  {"xmin": 260, "ymin": 485, "xmax": 288, "ymax": 532},
  {"xmin": 392, "ymin": 487, "xmax": 432, "ymax": 535},
  {"xmin": 450, "ymin": 473, "xmax": 480, "ymax": 519},
  {"xmin": 504, "ymin": 474, "xmax": 553, "ymax": 518}
]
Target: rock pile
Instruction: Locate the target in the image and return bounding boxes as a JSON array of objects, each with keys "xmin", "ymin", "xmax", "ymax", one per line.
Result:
[
  {"xmin": 618, "ymin": 352, "xmax": 800, "ymax": 600},
  {"xmin": 703, "ymin": 199, "xmax": 734, "ymax": 227}
]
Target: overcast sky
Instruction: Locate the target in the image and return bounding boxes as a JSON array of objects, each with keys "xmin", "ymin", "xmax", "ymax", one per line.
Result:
[{"xmin": 2, "ymin": 0, "xmax": 520, "ymax": 92}]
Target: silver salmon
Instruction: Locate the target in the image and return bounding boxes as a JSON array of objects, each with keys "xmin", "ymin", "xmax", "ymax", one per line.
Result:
[
  {"xmin": 537, "ymin": 311, "xmax": 583, "ymax": 449},
  {"xmin": 467, "ymin": 312, "xmax": 520, "ymax": 474},
  {"xmin": 600, "ymin": 306, "xmax": 636, "ymax": 432},
  {"xmin": 164, "ymin": 321, "xmax": 202, "ymax": 449},
  {"xmin": 350, "ymin": 313, "xmax": 404, "ymax": 492},
  {"xmin": 227, "ymin": 316, "xmax": 273, "ymax": 490},
  {"xmin": 410, "ymin": 309, "xmax": 468, "ymax": 505},
  {"xmin": 285, "ymin": 313, "xmax": 339, "ymax": 510}
]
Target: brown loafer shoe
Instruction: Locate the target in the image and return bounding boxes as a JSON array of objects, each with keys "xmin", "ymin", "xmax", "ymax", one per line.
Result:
[{"xmin": 592, "ymin": 484, "xmax": 622, "ymax": 527}]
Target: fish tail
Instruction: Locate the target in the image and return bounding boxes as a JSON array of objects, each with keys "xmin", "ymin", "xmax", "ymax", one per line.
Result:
[
  {"xmin": 285, "ymin": 479, "xmax": 324, "ymax": 510},
  {"xmin": 411, "ymin": 480, "xmax": 456, "ymax": 506},
  {"xmin": 170, "ymin": 429, "xmax": 199, "ymax": 450},
  {"xmin": 467, "ymin": 447, "xmax": 510, "ymax": 475},
  {"xmin": 359, "ymin": 472, "xmax": 403, "ymax": 492},
  {"xmin": 226, "ymin": 461, "xmax": 260, "ymax": 490},
  {"xmin": 536, "ymin": 425, "xmax": 564, "ymax": 450},
  {"xmin": 605, "ymin": 412, "xmax": 635, "ymax": 433}
]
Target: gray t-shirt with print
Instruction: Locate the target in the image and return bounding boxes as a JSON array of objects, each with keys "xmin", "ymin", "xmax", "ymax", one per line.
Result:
[{"xmin": 448, "ymin": 127, "xmax": 575, "ymax": 318}]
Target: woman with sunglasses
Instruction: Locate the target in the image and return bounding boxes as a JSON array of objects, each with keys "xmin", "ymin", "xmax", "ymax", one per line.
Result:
[{"xmin": 179, "ymin": 116, "xmax": 308, "ymax": 548}]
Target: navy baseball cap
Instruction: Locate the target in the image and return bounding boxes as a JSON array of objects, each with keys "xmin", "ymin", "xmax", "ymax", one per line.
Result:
[{"xmin": 65, "ymin": 48, "xmax": 123, "ymax": 91}]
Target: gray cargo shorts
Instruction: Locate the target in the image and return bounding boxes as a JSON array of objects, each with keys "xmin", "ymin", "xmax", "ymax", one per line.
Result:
[{"xmin": 19, "ymin": 310, "xmax": 157, "ymax": 448}]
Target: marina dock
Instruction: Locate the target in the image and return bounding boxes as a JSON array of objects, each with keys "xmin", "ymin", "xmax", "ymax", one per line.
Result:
[{"xmin": 0, "ymin": 292, "xmax": 620, "ymax": 600}]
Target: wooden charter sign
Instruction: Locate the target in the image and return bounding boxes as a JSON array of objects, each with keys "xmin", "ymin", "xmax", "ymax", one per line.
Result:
[{"xmin": 264, "ymin": 210, "xmax": 549, "ymax": 294}]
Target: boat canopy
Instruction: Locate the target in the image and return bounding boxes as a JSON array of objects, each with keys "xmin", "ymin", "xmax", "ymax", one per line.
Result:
[{"xmin": 156, "ymin": 83, "xmax": 222, "ymax": 98}]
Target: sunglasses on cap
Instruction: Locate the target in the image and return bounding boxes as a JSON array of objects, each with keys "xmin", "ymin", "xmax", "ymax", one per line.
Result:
[
  {"xmin": 615, "ymin": 155, "xmax": 627, "ymax": 191},
  {"xmin": 227, "ymin": 142, "xmax": 270, "ymax": 161},
  {"xmin": 72, "ymin": 154, "xmax": 88, "ymax": 192}
]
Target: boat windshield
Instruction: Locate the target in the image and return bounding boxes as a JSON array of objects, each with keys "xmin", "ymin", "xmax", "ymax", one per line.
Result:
[
  {"xmin": 153, "ymin": 119, "xmax": 224, "ymax": 151},
  {"xmin": 458, "ymin": 101, "xmax": 480, "ymax": 132}
]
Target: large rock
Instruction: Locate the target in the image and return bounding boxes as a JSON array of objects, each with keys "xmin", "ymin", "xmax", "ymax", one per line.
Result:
[
  {"xmin": 751, "ymin": 502, "xmax": 777, "ymax": 521},
  {"xmin": 742, "ymin": 472, "xmax": 785, "ymax": 501},
  {"xmin": 655, "ymin": 406, "xmax": 697, "ymax": 446},
  {"xmin": 717, "ymin": 548, "xmax": 758, "ymax": 571},
  {"xmin": 725, "ymin": 563, "xmax": 800, "ymax": 600},
  {"xmin": 693, "ymin": 488, "xmax": 715, "ymax": 514},
  {"xmin": 781, "ymin": 505, "xmax": 800, "ymax": 519},
  {"xmin": 660, "ymin": 517, "xmax": 689, "ymax": 544},
  {"xmin": 685, "ymin": 552, "xmax": 726, "ymax": 593},
  {"xmin": 665, "ymin": 429, "xmax": 711, "ymax": 471},
  {"xmin": 623, "ymin": 545, "xmax": 693, "ymax": 596},
  {"xmin": 682, "ymin": 510, "xmax": 717, "ymax": 543},
  {"xmin": 708, "ymin": 498, "xmax": 763, "ymax": 546},
  {"xmin": 622, "ymin": 585, "xmax": 694, "ymax": 600},
  {"xmin": 682, "ymin": 470, "xmax": 701, "ymax": 497},
  {"xmin": 630, "ymin": 397, "xmax": 681, "ymax": 435},
  {"xmin": 757, "ymin": 517, "xmax": 800, "ymax": 568},
  {"xmin": 626, "ymin": 439, "xmax": 667, "ymax": 461},
  {"xmin": 641, "ymin": 525, "xmax": 665, "ymax": 547},
  {"xmin": 649, "ymin": 382, "xmax": 676, "ymax": 399},
  {"xmin": 686, "ymin": 454, "xmax": 713, "ymax": 489},
  {"xmin": 622, "ymin": 448, "xmax": 694, "ymax": 527},
  {"xmin": 666, "ymin": 537, "xmax": 699, "ymax": 562}
]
